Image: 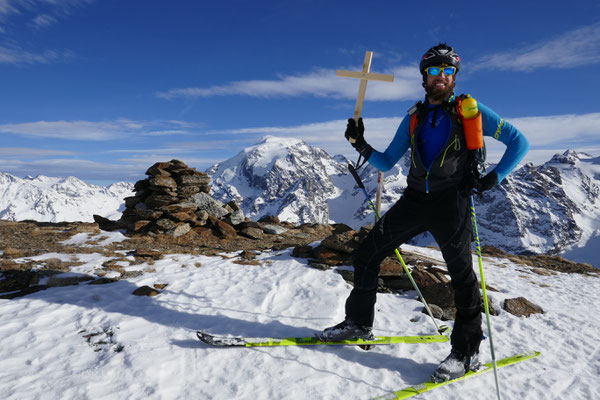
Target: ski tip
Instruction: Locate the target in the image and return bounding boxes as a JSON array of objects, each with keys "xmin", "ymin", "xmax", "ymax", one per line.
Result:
[
  {"xmin": 521, "ymin": 350, "xmax": 541, "ymax": 358},
  {"xmin": 370, "ymin": 350, "xmax": 541, "ymax": 400},
  {"xmin": 196, "ymin": 330, "xmax": 218, "ymax": 344}
]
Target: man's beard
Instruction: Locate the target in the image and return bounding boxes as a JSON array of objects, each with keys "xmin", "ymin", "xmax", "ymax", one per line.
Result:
[{"xmin": 424, "ymin": 81, "xmax": 455, "ymax": 103}]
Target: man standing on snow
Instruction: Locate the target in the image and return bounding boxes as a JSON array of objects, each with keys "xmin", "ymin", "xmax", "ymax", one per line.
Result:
[{"xmin": 319, "ymin": 43, "xmax": 530, "ymax": 382}]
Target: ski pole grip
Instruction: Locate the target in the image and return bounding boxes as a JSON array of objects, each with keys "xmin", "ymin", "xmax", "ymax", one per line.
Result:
[{"xmin": 348, "ymin": 163, "xmax": 366, "ymax": 189}]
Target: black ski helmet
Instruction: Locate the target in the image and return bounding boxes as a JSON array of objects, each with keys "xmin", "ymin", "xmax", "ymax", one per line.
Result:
[{"xmin": 419, "ymin": 43, "xmax": 461, "ymax": 73}]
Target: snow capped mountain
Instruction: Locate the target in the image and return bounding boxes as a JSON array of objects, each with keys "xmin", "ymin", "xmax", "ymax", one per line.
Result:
[
  {"xmin": 207, "ymin": 136, "xmax": 410, "ymax": 227},
  {"xmin": 0, "ymin": 173, "xmax": 133, "ymax": 222},
  {"xmin": 207, "ymin": 136, "xmax": 349, "ymax": 225},
  {"xmin": 2, "ymin": 138, "xmax": 598, "ymax": 266},
  {"xmin": 208, "ymin": 139, "xmax": 600, "ymax": 267},
  {"xmin": 478, "ymin": 150, "xmax": 600, "ymax": 259}
]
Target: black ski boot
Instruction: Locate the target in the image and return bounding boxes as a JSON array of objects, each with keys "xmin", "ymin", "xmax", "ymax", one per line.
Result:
[
  {"xmin": 432, "ymin": 350, "xmax": 480, "ymax": 383},
  {"xmin": 317, "ymin": 319, "xmax": 374, "ymax": 342}
]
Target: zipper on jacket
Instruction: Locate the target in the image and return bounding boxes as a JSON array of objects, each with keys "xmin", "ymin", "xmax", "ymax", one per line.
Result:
[
  {"xmin": 411, "ymin": 135, "xmax": 418, "ymax": 168},
  {"xmin": 413, "ymin": 138, "xmax": 431, "ymax": 193},
  {"xmin": 439, "ymin": 136, "xmax": 458, "ymax": 167}
]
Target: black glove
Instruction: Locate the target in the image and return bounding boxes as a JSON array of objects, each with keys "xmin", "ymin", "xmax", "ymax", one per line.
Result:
[
  {"xmin": 345, "ymin": 118, "xmax": 372, "ymax": 161},
  {"xmin": 472, "ymin": 171, "xmax": 498, "ymax": 195}
]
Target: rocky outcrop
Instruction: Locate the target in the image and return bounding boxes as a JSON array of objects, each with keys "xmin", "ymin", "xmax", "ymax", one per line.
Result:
[
  {"xmin": 91, "ymin": 155, "xmax": 330, "ymax": 244},
  {"xmin": 95, "ymin": 159, "xmax": 247, "ymax": 238},
  {"xmin": 503, "ymin": 297, "xmax": 544, "ymax": 317},
  {"xmin": 132, "ymin": 285, "xmax": 161, "ymax": 297}
]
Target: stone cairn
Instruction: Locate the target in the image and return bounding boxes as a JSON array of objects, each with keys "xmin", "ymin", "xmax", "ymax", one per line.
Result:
[{"xmin": 117, "ymin": 159, "xmax": 246, "ymax": 237}]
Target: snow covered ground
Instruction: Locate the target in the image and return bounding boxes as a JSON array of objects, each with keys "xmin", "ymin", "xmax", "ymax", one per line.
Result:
[{"xmin": 1, "ymin": 233, "xmax": 598, "ymax": 400}]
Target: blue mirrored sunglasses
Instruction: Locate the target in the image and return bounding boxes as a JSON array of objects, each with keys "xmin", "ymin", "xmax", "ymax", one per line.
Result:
[{"xmin": 425, "ymin": 66, "xmax": 457, "ymax": 76}]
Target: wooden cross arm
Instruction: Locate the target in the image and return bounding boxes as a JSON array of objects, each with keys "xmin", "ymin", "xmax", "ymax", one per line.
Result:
[
  {"xmin": 336, "ymin": 70, "xmax": 394, "ymax": 82},
  {"xmin": 337, "ymin": 51, "xmax": 395, "ymax": 135}
]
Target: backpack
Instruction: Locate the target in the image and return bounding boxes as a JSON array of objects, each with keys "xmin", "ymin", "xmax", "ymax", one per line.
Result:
[{"xmin": 408, "ymin": 94, "xmax": 487, "ymax": 179}]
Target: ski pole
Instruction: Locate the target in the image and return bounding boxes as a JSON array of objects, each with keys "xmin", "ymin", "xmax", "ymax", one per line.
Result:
[
  {"xmin": 469, "ymin": 195, "xmax": 501, "ymax": 400},
  {"xmin": 348, "ymin": 164, "xmax": 449, "ymax": 335}
]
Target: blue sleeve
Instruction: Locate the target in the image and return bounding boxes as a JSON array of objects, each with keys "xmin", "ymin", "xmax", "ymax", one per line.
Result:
[
  {"xmin": 478, "ymin": 102, "xmax": 530, "ymax": 183},
  {"xmin": 367, "ymin": 115, "xmax": 411, "ymax": 172}
]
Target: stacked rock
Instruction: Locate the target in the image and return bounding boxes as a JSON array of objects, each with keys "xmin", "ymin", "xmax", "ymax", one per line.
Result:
[{"xmin": 118, "ymin": 159, "xmax": 245, "ymax": 237}]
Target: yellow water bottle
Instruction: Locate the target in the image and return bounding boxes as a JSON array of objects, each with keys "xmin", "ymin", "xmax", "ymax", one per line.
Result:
[
  {"xmin": 461, "ymin": 95, "xmax": 479, "ymax": 119},
  {"xmin": 460, "ymin": 95, "xmax": 484, "ymax": 150}
]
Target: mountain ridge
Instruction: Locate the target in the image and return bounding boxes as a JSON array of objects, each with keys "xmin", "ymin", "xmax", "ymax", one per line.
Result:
[
  {"xmin": 1, "ymin": 137, "xmax": 598, "ymax": 267},
  {"xmin": 0, "ymin": 173, "xmax": 133, "ymax": 223},
  {"xmin": 206, "ymin": 137, "xmax": 600, "ymax": 267}
]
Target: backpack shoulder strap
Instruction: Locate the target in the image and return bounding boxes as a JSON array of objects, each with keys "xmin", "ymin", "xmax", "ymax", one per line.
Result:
[{"xmin": 407, "ymin": 101, "xmax": 424, "ymax": 138}]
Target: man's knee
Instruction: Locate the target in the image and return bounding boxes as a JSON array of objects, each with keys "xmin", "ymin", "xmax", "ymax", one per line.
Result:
[{"xmin": 352, "ymin": 252, "xmax": 381, "ymax": 289}]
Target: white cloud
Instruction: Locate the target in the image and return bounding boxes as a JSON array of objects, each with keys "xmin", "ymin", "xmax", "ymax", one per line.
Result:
[
  {"xmin": 206, "ymin": 112, "xmax": 600, "ymax": 168},
  {"xmin": 473, "ymin": 23, "xmax": 600, "ymax": 71},
  {"xmin": 0, "ymin": 119, "xmax": 196, "ymax": 140},
  {"xmin": 104, "ymin": 138, "xmax": 264, "ymax": 155},
  {"xmin": 0, "ymin": 0, "xmax": 95, "ymax": 22},
  {"xmin": 157, "ymin": 66, "xmax": 422, "ymax": 101},
  {"xmin": 3, "ymin": 113, "xmax": 599, "ymax": 182},
  {"xmin": 116, "ymin": 154, "xmax": 224, "ymax": 170},
  {"xmin": 0, "ymin": 0, "xmax": 94, "ymax": 64},
  {"xmin": 0, "ymin": 45, "xmax": 63, "ymax": 64},
  {"xmin": 0, "ymin": 149, "xmax": 221, "ymax": 181},
  {"xmin": 0, "ymin": 147, "xmax": 77, "ymax": 157},
  {"xmin": 0, "ymin": 1, "xmax": 20, "ymax": 17},
  {"xmin": 0, "ymin": 120, "xmax": 131, "ymax": 140},
  {"xmin": 509, "ymin": 113, "xmax": 600, "ymax": 147},
  {"xmin": 208, "ymin": 118, "xmax": 402, "ymax": 153},
  {"xmin": 30, "ymin": 13, "xmax": 57, "ymax": 28},
  {"xmin": 141, "ymin": 130, "xmax": 189, "ymax": 137},
  {"xmin": 0, "ymin": 157, "xmax": 144, "ymax": 181}
]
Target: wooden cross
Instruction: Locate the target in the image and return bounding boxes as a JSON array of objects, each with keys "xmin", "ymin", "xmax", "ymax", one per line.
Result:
[
  {"xmin": 336, "ymin": 51, "xmax": 394, "ymax": 142},
  {"xmin": 337, "ymin": 51, "xmax": 394, "ymax": 217}
]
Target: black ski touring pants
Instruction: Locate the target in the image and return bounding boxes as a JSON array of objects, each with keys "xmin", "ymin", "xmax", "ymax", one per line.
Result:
[{"xmin": 346, "ymin": 187, "xmax": 482, "ymax": 356}]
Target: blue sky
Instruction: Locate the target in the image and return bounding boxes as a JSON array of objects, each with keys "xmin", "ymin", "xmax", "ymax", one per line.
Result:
[{"xmin": 1, "ymin": 0, "xmax": 599, "ymax": 185}]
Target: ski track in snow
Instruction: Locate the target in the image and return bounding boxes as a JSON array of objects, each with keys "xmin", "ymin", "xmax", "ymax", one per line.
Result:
[{"xmin": 0, "ymin": 240, "xmax": 599, "ymax": 400}]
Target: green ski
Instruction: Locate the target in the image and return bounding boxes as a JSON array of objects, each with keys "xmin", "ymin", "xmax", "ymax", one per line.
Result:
[
  {"xmin": 196, "ymin": 330, "xmax": 448, "ymax": 348},
  {"xmin": 371, "ymin": 350, "xmax": 540, "ymax": 399}
]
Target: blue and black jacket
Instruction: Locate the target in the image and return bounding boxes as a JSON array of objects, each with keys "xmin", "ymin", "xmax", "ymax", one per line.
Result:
[{"xmin": 368, "ymin": 95, "xmax": 530, "ymax": 193}]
